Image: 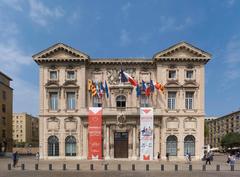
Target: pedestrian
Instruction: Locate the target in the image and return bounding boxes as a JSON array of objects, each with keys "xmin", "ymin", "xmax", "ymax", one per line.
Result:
[
  {"xmin": 185, "ymin": 153, "xmax": 189, "ymax": 163},
  {"xmin": 229, "ymin": 154, "xmax": 236, "ymax": 166},
  {"xmin": 12, "ymin": 151, "xmax": 19, "ymax": 168},
  {"xmin": 188, "ymin": 153, "xmax": 192, "ymax": 163},
  {"xmin": 157, "ymin": 152, "xmax": 160, "ymax": 160},
  {"xmin": 205, "ymin": 152, "xmax": 211, "ymax": 165},
  {"xmin": 36, "ymin": 152, "xmax": 40, "ymax": 161},
  {"xmin": 166, "ymin": 152, "xmax": 169, "ymax": 161}
]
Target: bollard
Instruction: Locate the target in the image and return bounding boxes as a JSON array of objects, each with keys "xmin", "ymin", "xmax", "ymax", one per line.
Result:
[
  {"xmin": 118, "ymin": 164, "xmax": 121, "ymax": 171},
  {"xmin": 63, "ymin": 164, "xmax": 66, "ymax": 171},
  {"xmin": 161, "ymin": 164, "xmax": 164, "ymax": 171},
  {"xmin": 8, "ymin": 164, "xmax": 11, "ymax": 170},
  {"xmin": 104, "ymin": 164, "xmax": 108, "ymax": 171},
  {"xmin": 146, "ymin": 164, "xmax": 149, "ymax": 171},
  {"xmin": 175, "ymin": 164, "xmax": 178, "ymax": 171},
  {"xmin": 76, "ymin": 164, "xmax": 80, "ymax": 171},
  {"xmin": 202, "ymin": 165, "xmax": 206, "ymax": 171},
  {"xmin": 35, "ymin": 164, "xmax": 38, "ymax": 170},
  {"xmin": 216, "ymin": 164, "xmax": 220, "ymax": 171},
  {"xmin": 21, "ymin": 164, "xmax": 25, "ymax": 170},
  {"xmin": 49, "ymin": 164, "xmax": 52, "ymax": 171},
  {"xmin": 90, "ymin": 164, "xmax": 94, "ymax": 171},
  {"xmin": 231, "ymin": 165, "xmax": 234, "ymax": 171},
  {"xmin": 189, "ymin": 164, "xmax": 192, "ymax": 171},
  {"xmin": 132, "ymin": 164, "xmax": 135, "ymax": 171}
]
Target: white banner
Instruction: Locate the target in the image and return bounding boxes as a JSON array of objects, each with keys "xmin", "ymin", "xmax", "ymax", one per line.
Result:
[{"xmin": 140, "ymin": 107, "xmax": 154, "ymax": 160}]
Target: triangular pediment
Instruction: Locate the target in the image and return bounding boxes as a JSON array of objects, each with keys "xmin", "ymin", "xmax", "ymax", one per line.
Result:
[
  {"xmin": 33, "ymin": 43, "xmax": 89, "ymax": 64},
  {"xmin": 153, "ymin": 42, "xmax": 211, "ymax": 60}
]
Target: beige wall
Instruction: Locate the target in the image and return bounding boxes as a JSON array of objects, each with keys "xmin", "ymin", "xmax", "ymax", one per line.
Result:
[
  {"xmin": 12, "ymin": 113, "xmax": 39, "ymax": 144},
  {"xmin": 33, "ymin": 42, "xmax": 211, "ymax": 160},
  {"xmin": 0, "ymin": 71, "xmax": 13, "ymax": 152}
]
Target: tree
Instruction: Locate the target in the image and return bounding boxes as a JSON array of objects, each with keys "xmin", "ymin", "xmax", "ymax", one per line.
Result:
[
  {"xmin": 221, "ymin": 132, "xmax": 240, "ymax": 149},
  {"xmin": 204, "ymin": 123, "xmax": 209, "ymax": 138}
]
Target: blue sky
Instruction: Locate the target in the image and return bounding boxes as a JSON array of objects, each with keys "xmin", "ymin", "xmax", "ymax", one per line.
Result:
[{"xmin": 0, "ymin": 0, "xmax": 239, "ymax": 117}]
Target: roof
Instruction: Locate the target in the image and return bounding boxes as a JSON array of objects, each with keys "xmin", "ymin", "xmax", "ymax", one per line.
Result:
[{"xmin": 0, "ymin": 70, "xmax": 12, "ymax": 81}]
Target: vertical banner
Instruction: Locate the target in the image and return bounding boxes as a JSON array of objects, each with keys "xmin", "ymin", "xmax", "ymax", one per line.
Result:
[
  {"xmin": 140, "ymin": 107, "xmax": 154, "ymax": 160},
  {"xmin": 88, "ymin": 107, "xmax": 102, "ymax": 160}
]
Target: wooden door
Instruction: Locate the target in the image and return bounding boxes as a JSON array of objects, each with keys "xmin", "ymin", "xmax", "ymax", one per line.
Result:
[{"xmin": 114, "ymin": 132, "xmax": 128, "ymax": 158}]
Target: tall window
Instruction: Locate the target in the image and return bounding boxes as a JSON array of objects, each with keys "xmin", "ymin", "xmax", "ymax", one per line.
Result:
[
  {"xmin": 140, "ymin": 94, "xmax": 149, "ymax": 107},
  {"xmin": 2, "ymin": 117, "xmax": 6, "ymax": 125},
  {"xmin": 168, "ymin": 70, "xmax": 176, "ymax": 79},
  {"xmin": 185, "ymin": 92, "xmax": 194, "ymax": 109},
  {"xmin": 184, "ymin": 135, "xmax": 195, "ymax": 156},
  {"xmin": 166, "ymin": 135, "xmax": 177, "ymax": 156},
  {"xmin": 2, "ymin": 104, "xmax": 6, "ymax": 113},
  {"xmin": 67, "ymin": 92, "xmax": 76, "ymax": 110},
  {"xmin": 49, "ymin": 71, "xmax": 58, "ymax": 80},
  {"xmin": 48, "ymin": 136, "xmax": 59, "ymax": 156},
  {"xmin": 2, "ymin": 91, "xmax": 6, "ymax": 100},
  {"xmin": 65, "ymin": 136, "xmax": 76, "ymax": 156},
  {"xmin": 186, "ymin": 70, "xmax": 194, "ymax": 79},
  {"xmin": 168, "ymin": 92, "xmax": 176, "ymax": 110},
  {"xmin": 116, "ymin": 95, "xmax": 126, "ymax": 108},
  {"xmin": 67, "ymin": 71, "xmax": 75, "ymax": 80},
  {"xmin": 49, "ymin": 92, "xmax": 58, "ymax": 110},
  {"xmin": 2, "ymin": 130, "xmax": 6, "ymax": 138},
  {"xmin": 93, "ymin": 96, "xmax": 102, "ymax": 107}
]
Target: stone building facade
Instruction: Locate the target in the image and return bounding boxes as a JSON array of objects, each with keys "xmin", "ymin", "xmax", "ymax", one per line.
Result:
[
  {"xmin": 33, "ymin": 42, "xmax": 211, "ymax": 160},
  {"xmin": 205, "ymin": 111, "xmax": 240, "ymax": 148},
  {"xmin": 12, "ymin": 113, "xmax": 39, "ymax": 145},
  {"xmin": 0, "ymin": 71, "xmax": 13, "ymax": 153}
]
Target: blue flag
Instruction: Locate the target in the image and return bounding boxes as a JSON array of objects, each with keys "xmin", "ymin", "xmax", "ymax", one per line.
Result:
[
  {"xmin": 120, "ymin": 69, "xmax": 128, "ymax": 82},
  {"xmin": 105, "ymin": 80, "xmax": 109, "ymax": 98},
  {"xmin": 150, "ymin": 80, "xmax": 154, "ymax": 92},
  {"xmin": 136, "ymin": 84, "xmax": 141, "ymax": 97},
  {"xmin": 142, "ymin": 80, "xmax": 146, "ymax": 91}
]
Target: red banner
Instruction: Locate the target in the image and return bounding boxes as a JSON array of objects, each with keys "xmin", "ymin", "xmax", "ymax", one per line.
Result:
[{"xmin": 88, "ymin": 107, "xmax": 102, "ymax": 160}]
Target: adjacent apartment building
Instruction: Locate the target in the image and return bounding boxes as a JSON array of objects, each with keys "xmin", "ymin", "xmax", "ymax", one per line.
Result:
[
  {"xmin": 33, "ymin": 42, "xmax": 211, "ymax": 160},
  {"xmin": 205, "ymin": 110, "xmax": 240, "ymax": 148},
  {"xmin": 12, "ymin": 113, "xmax": 39, "ymax": 146},
  {"xmin": 0, "ymin": 71, "xmax": 13, "ymax": 153}
]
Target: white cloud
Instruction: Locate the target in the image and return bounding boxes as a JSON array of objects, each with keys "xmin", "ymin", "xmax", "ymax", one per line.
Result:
[
  {"xmin": 28, "ymin": 0, "xmax": 64, "ymax": 26},
  {"xmin": 120, "ymin": 29, "xmax": 131, "ymax": 46},
  {"xmin": 227, "ymin": 0, "xmax": 235, "ymax": 6},
  {"xmin": 0, "ymin": 0, "xmax": 24, "ymax": 11},
  {"xmin": 122, "ymin": 2, "xmax": 131, "ymax": 14},
  {"xmin": 159, "ymin": 16, "xmax": 192, "ymax": 32}
]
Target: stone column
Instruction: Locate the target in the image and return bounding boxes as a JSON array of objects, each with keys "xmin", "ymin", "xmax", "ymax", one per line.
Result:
[
  {"xmin": 105, "ymin": 125, "xmax": 110, "ymax": 159},
  {"xmin": 82, "ymin": 125, "xmax": 88, "ymax": 159},
  {"xmin": 132, "ymin": 125, "xmax": 137, "ymax": 159}
]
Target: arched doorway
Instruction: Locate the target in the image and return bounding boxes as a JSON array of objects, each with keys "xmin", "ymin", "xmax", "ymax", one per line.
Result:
[
  {"xmin": 65, "ymin": 136, "xmax": 76, "ymax": 156},
  {"xmin": 166, "ymin": 135, "xmax": 177, "ymax": 156},
  {"xmin": 48, "ymin": 136, "xmax": 59, "ymax": 156},
  {"xmin": 184, "ymin": 135, "xmax": 195, "ymax": 156}
]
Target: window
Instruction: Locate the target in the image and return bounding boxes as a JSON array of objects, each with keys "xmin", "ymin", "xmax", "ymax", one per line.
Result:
[
  {"xmin": 65, "ymin": 136, "xmax": 76, "ymax": 156},
  {"xmin": 2, "ymin": 117, "xmax": 6, "ymax": 125},
  {"xmin": 2, "ymin": 91, "xmax": 6, "ymax": 100},
  {"xmin": 140, "ymin": 94, "xmax": 149, "ymax": 107},
  {"xmin": 166, "ymin": 135, "xmax": 177, "ymax": 156},
  {"xmin": 48, "ymin": 136, "xmax": 59, "ymax": 156},
  {"xmin": 67, "ymin": 92, "xmax": 76, "ymax": 110},
  {"xmin": 116, "ymin": 95, "xmax": 126, "ymax": 108},
  {"xmin": 2, "ymin": 130, "xmax": 6, "ymax": 138},
  {"xmin": 49, "ymin": 92, "xmax": 58, "ymax": 110},
  {"xmin": 168, "ymin": 92, "xmax": 176, "ymax": 110},
  {"xmin": 184, "ymin": 135, "xmax": 195, "ymax": 156},
  {"xmin": 67, "ymin": 71, "xmax": 75, "ymax": 80},
  {"xmin": 168, "ymin": 70, "xmax": 176, "ymax": 79},
  {"xmin": 186, "ymin": 70, "xmax": 194, "ymax": 79},
  {"xmin": 2, "ymin": 104, "xmax": 6, "ymax": 113},
  {"xmin": 185, "ymin": 92, "xmax": 194, "ymax": 109},
  {"xmin": 49, "ymin": 71, "xmax": 58, "ymax": 80},
  {"xmin": 93, "ymin": 96, "xmax": 102, "ymax": 107}
]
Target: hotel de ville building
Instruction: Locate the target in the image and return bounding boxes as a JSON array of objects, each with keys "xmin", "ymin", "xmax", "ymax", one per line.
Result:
[{"xmin": 33, "ymin": 41, "xmax": 211, "ymax": 160}]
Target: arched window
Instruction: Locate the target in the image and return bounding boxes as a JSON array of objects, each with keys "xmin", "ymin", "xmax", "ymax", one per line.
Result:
[
  {"xmin": 184, "ymin": 135, "xmax": 195, "ymax": 156},
  {"xmin": 166, "ymin": 135, "xmax": 177, "ymax": 156},
  {"xmin": 116, "ymin": 95, "xmax": 126, "ymax": 108},
  {"xmin": 65, "ymin": 136, "xmax": 76, "ymax": 156},
  {"xmin": 48, "ymin": 136, "xmax": 59, "ymax": 156}
]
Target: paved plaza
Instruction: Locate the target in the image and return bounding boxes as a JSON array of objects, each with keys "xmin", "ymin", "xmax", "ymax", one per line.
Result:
[{"xmin": 1, "ymin": 153, "xmax": 240, "ymax": 176}]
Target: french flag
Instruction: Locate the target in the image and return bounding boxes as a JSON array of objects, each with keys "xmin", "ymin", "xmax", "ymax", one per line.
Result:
[
  {"xmin": 142, "ymin": 80, "xmax": 151, "ymax": 96},
  {"xmin": 120, "ymin": 70, "xmax": 138, "ymax": 86}
]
